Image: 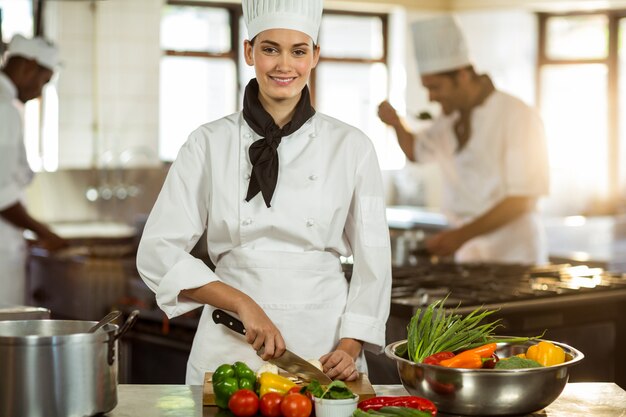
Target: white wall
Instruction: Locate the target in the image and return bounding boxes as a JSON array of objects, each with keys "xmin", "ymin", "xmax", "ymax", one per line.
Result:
[{"xmin": 44, "ymin": 0, "xmax": 162, "ymax": 169}]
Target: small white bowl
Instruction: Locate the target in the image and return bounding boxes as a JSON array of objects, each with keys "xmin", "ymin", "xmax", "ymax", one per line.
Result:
[{"xmin": 313, "ymin": 395, "xmax": 359, "ymax": 417}]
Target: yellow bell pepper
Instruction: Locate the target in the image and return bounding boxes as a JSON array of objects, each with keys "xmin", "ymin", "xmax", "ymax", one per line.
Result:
[
  {"xmin": 258, "ymin": 372, "xmax": 297, "ymax": 397},
  {"xmin": 526, "ymin": 341, "xmax": 565, "ymax": 366}
]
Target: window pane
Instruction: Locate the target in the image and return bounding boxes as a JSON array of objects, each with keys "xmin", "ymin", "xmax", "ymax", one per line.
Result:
[
  {"xmin": 540, "ymin": 64, "xmax": 608, "ymax": 214},
  {"xmin": 159, "ymin": 56, "xmax": 236, "ymax": 161},
  {"xmin": 319, "ymin": 15, "xmax": 383, "ymax": 59},
  {"xmin": 316, "ymin": 62, "xmax": 404, "ymax": 169},
  {"xmin": 161, "ymin": 6, "xmax": 230, "ymax": 53},
  {"xmin": 545, "ymin": 15, "xmax": 607, "ymax": 60},
  {"xmin": 0, "ymin": 0, "xmax": 33, "ymax": 44}
]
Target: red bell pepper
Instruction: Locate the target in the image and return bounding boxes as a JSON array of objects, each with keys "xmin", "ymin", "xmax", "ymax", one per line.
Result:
[
  {"xmin": 357, "ymin": 396, "xmax": 437, "ymax": 416},
  {"xmin": 422, "ymin": 351, "xmax": 455, "ymax": 365}
]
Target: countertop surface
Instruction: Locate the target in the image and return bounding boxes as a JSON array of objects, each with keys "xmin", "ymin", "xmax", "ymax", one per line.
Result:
[{"xmin": 107, "ymin": 383, "xmax": 626, "ymax": 417}]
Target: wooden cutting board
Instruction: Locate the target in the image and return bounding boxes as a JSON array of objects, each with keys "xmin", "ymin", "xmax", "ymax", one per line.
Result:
[{"xmin": 203, "ymin": 372, "xmax": 376, "ymax": 406}]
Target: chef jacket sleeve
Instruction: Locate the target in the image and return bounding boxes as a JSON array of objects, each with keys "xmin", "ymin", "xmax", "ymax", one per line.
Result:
[
  {"xmin": 503, "ymin": 104, "xmax": 550, "ymax": 197},
  {"xmin": 340, "ymin": 139, "xmax": 392, "ymax": 354},
  {"xmin": 0, "ymin": 103, "xmax": 22, "ymax": 210},
  {"xmin": 137, "ymin": 129, "xmax": 219, "ymax": 318}
]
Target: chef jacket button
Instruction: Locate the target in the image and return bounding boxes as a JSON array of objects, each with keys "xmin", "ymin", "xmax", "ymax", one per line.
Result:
[
  {"xmin": 244, "ymin": 133, "xmax": 251, "ymax": 139},
  {"xmin": 309, "ymin": 174, "xmax": 318, "ymax": 181},
  {"xmin": 242, "ymin": 218, "xmax": 253, "ymax": 226},
  {"xmin": 306, "ymin": 219, "xmax": 315, "ymax": 227},
  {"xmin": 309, "ymin": 132, "xmax": 317, "ymax": 139}
]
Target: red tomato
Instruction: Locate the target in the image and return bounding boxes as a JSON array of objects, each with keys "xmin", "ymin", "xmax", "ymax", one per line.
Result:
[
  {"xmin": 280, "ymin": 393, "xmax": 312, "ymax": 417},
  {"xmin": 288, "ymin": 387, "xmax": 302, "ymax": 395},
  {"xmin": 260, "ymin": 392, "xmax": 283, "ymax": 417},
  {"xmin": 228, "ymin": 389, "xmax": 260, "ymax": 417}
]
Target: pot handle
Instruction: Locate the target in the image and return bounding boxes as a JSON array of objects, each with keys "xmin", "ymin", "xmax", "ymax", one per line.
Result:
[
  {"xmin": 107, "ymin": 310, "xmax": 139, "ymax": 365},
  {"xmin": 114, "ymin": 310, "xmax": 140, "ymax": 342}
]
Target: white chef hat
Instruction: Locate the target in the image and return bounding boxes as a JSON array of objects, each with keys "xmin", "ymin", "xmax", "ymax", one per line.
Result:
[
  {"xmin": 410, "ymin": 15, "xmax": 472, "ymax": 75},
  {"xmin": 7, "ymin": 34, "xmax": 60, "ymax": 71},
  {"xmin": 242, "ymin": 0, "xmax": 323, "ymax": 43}
]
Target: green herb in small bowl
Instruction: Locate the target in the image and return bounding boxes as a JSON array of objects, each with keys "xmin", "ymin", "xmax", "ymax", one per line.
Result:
[{"xmin": 304, "ymin": 380, "xmax": 359, "ymax": 417}]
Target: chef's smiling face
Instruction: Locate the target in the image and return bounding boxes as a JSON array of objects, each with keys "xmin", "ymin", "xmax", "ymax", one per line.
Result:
[
  {"xmin": 421, "ymin": 72, "xmax": 464, "ymax": 115},
  {"xmin": 244, "ymin": 28, "xmax": 320, "ymax": 107}
]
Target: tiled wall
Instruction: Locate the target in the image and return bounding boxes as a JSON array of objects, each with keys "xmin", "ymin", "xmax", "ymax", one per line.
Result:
[
  {"xmin": 26, "ymin": 167, "xmax": 168, "ymax": 225},
  {"xmin": 44, "ymin": 0, "xmax": 161, "ymax": 168}
]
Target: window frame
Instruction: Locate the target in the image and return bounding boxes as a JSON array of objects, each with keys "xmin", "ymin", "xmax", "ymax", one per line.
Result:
[
  {"xmin": 163, "ymin": 0, "xmax": 389, "ymax": 107},
  {"xmin": 537, "ymin": 10, "xmax": 626, "ymax": 211}
]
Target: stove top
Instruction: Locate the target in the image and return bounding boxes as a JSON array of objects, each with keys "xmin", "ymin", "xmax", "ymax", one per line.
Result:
[{"xmin": 345, "ymin": 261, "xmax": 626, "ymax": 311}]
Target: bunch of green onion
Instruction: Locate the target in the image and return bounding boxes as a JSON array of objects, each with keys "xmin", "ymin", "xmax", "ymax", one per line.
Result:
[{"xmin": 403, "ymin": 296, "xmax": 541, "ymax": 363}]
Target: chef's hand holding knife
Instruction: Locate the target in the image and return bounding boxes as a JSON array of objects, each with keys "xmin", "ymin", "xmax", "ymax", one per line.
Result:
[
  {"xmin": 184, "ymin": 281, "xmax": 359, "ymax": 381},
  {"xmin": 182, "ymin": 281, "xmax": 286, "ymax": 360}
]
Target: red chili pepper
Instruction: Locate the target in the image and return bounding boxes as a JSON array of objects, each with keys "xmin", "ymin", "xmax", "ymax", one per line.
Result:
[
  {"xmin": 357, "ymin": 396, "xmax": 437, "ymax": 416},
  {"xmin": 423, "ymin": 351, "xmax": 455, "ymax": 365}
]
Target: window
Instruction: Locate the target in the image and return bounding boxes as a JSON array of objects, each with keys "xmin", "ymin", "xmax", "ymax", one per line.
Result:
[
  {"xmin": 159, "ymin": 3, "xmax": 239, "ymax": 161},
  {"xmin": 0, "ymin": 0, "xmax": 33, "ymax": 47},
  {"xmin": 315, "ymin": 12, "xmax": 403, "ymax": 170},
  {"xmin": 159, "ymin": 2, "xmax": 395, "ymax": 166},
  {"xmin": 538, "ymin": 11, "xmax": 626, "ymax": 215}
]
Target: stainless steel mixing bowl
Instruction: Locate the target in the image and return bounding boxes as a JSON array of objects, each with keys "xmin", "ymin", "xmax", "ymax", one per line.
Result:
[{"xmin": 385, "ymin": 338, "xmax": 584, "ymax": 416}]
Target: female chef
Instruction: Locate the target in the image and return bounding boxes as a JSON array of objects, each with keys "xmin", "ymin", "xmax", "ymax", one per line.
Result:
[{"xmin": 137, "ymin": 0, "xmax": 392, "ymax": 385}]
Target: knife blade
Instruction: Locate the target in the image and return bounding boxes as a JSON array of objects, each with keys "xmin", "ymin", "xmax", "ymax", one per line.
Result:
[{"xmin": 212, "ymin": 309, "xmax": 332, "ymax": 384}]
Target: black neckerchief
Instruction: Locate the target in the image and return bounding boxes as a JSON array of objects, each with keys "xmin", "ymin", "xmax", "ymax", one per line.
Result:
[{"xmin": 242, "ymin": 78, "xmax": 316, "ymax": 207}]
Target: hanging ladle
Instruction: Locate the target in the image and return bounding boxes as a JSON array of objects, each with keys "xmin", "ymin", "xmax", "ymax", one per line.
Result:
[{"xmin": 88, "ymin": 310, "xmax": 122, "ymax": 333}]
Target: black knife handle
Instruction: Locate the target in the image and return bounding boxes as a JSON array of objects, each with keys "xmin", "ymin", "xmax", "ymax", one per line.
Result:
[{"xmin": 212, "ymin": 309, "xmax": 247, "ymax": 335}]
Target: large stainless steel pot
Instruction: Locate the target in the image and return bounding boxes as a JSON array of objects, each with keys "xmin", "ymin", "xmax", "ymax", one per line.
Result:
[{"xmin": 0, "ymin": 311, "xmax": 138, "ymax": 417}]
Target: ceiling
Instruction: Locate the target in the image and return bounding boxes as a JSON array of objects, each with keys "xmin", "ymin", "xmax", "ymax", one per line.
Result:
[{"xmin": 327, "ymin": 0, "xmax": 626, "ymax": 12}]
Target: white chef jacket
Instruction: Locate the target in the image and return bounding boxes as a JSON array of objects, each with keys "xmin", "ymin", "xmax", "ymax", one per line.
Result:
[
  {"xmin": 414, "ymin": 90, "xmax": 549, "ymax": 264},
  {"xmin": 0, "ymin": 72, "xmax": 34, "ymax": 305},
  {"xmin": 137, "ymin": 111, "xmax": 392, "ymax": 383}
]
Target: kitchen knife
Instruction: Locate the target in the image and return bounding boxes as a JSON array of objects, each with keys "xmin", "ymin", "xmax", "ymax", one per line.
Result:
[{"xmin": 212, "ymin": 309, "xmax": 333, "ymax": 384}]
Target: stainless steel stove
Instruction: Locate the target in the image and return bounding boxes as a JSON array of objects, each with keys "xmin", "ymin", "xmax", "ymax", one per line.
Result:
[{"xmin": 346, "ymin": 261, "xmax": 626, "ymax": 388}]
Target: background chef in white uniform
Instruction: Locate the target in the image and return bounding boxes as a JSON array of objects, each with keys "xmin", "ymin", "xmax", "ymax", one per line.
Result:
[
  {"xmin": 137, "ymin": 0, "xmax": 391, "ymax": 384},
  {"xmin": 0, "ymin": 35, "xmax": 68, "ymax": 306},
  {"xmin": 378, "ymin": 15, "xmax": 550, "ymax": 265}
]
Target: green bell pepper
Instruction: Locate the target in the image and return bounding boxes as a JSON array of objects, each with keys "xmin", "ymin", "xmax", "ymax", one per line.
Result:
[{"xmin": 213, "ymin": 362, "xmax": 256, "ymax": 409}]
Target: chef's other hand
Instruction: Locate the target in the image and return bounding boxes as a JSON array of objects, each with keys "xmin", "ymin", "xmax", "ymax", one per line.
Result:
[
  {"xmin": 425, "ymin": 228, "xmax": 467, "ymax": 257},
  {"xmin": 378, "ymin": 101, "xmax": 401, "ymax": 127},
  {"xmin": 320, "ymin": 338, "xmax": 362, "ymax": 381},
  {"xmin": 36, "ymin": 228, "xmax": 69, "ymax": 251},
  {"xmin": 237, "ymin": 301, "xmax": 286, "ymax": 361}
]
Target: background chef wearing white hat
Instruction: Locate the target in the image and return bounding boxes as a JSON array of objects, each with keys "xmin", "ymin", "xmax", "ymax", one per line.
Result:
[
  {"xmin": 0, "ymin": 34, "xmax": 68, "ymax": 306},
  {"xmin": 378, "ymin": 15, "xmax": 550, "ymax": 265},
  {"xmin": 137, "ymin": 0, "xmax": 391, "ymax": 384}
]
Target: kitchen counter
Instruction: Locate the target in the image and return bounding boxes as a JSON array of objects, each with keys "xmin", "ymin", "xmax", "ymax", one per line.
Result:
[{"xmin": 107, "ymin": 383, "xmax": 626, "ymax": 416}]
